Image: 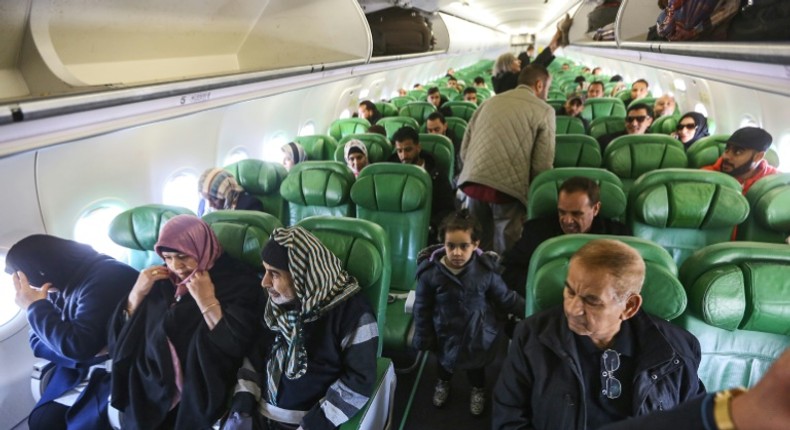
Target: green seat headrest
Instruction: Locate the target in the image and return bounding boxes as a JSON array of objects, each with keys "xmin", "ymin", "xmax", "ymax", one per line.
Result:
[
  {"xmin": 351, "ymin": 164, "xmax": 431, "ymax": 213},
  {"xmin": 224, "ymin": 159, "xmax": 287, "ymax": 195},
  {"xmin": 109, "ymin": 204, "xmax": 195, "ymax": 250},
  {"xmin": 633, "ymin": 182, "xmax": 749, "ymax": 229},
  {"xmin": 280, "ymin": 161, "xmax": 355, "ymax": 207},
  {"xmin": 202, "ymin": 210, "xmax": 283, "ymax": 269}
]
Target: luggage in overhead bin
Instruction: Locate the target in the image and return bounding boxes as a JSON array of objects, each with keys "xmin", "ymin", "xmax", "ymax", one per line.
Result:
[
  {"xmin": 366, "ymin": 7, "xmax": 435, "ymax": 56},
  {"xmin": 727, "ymin": 0, "xmax": 790, "ymax": 41},
  {"xmin": 652, "ymin": 0, "xmax": 740, "ymax": 41},
  {"xmin": 587, "ymin": 1, "xmax": 622, "ymax": 33}
]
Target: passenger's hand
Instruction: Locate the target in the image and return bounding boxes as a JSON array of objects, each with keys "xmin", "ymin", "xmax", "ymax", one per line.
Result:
[
  {"xmin": 127, "ymin": 266, "xmax": 170, "ymax": 314},
  {"xmin": 12, "ymin": 271, "xmax": 50, "ymax": 310},
  {"xmin": 185, "ymin": 270, "xmax": 217, "ymax": 309},
  {"xmin": 731, "ymin": 347, "xmax": 790, "ymax": 430}
]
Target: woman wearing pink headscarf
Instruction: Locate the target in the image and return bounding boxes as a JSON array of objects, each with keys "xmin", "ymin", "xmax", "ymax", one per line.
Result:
[{"xmin": 108, "ymin": 215, "xmax": 263, "ymax": 430}]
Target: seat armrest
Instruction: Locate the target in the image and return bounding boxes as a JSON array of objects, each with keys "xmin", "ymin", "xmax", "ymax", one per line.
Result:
[{"xmin": 404, "ymin": 290, "xmax": 416, "ymax": 314}]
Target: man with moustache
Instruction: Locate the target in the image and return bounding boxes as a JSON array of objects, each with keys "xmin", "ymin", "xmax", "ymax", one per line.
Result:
[
  {"xmin": 702, "ymin": 127, "xmax": 777, "ymax": 194},
  {"xmin": 596, "ymin": 103, "xmax": 654, "ymax": 152},
  {"xmin": 501, "ymin": 177, "xmax": 630, "ymax": 295},
  {"xmin": 493, "ymin": 239, "xmax": 706, "ymax": 430}
]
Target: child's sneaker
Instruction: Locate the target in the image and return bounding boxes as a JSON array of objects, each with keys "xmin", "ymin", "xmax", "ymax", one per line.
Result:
[
  {"xmin": 432, "ymin": 379, "xmax": 450, "ymax": 407},
  {"xmin": 470, "ymin": 386, "xmax": 485, "ymax": 415}
]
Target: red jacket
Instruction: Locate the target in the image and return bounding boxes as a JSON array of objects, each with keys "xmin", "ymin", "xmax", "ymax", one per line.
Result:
[{"xmin": 702, "ymin": 157, "xmax": 778, "ymax": 194}]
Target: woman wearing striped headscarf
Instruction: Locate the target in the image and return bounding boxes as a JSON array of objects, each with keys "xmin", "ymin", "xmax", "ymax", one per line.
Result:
[
  {"xmin": 224, "ymin": 226, "xmax": 378, "ymax": 430},
  {"xmin": 197, "ymin": 168, "xmax": 264, "ymax": 216},
  {"xmin": 108, "ymin": 215, "xmax": 264, "ymax": 430},
  {"xmin": 281, "ymin": 142, "xmax": 307, "ymax": 172}
]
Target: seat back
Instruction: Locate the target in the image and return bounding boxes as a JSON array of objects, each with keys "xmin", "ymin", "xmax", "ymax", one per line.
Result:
[
  {"xmin": 546, "ymin": 98, "xmax": 565, "ymax": 112},
  {"xmin": 374, "ymin": 102, "xmax": 399, "ymax": 118},
  {"xmin": 525, "ymin": 234, "xmax": 685, "ymax": 319},
  {"xmin": 555, "ymin": 115, "xmax": 586, "ymax": 135},
  {"xmin": 589, "ymin": 116, "xmax": 626, "ymax": 140},
  {"xmin": 328, "ymin": 118, "xmax": 371, "ymax": 141},
  {"xmin": 581, "ymin": 97, "xmax": 626, "ymax": 121},
  {"xmin": 554, "ymin": 134, "xmax": 602, "ymax": 168},
  {"xmin": 677, "ymin": 242, "xmax": 790, "ymax": 391},
  {"xmin": 297, "ymin": 216, "xmax": 391, "ymax": 355},
  {"xmin": 390, "ymin": 96, "xmax": 415, "ymax": 109},
  {"xmin": 528, "ymin": 168, "xmax": 626, "ymax": 220},
  {"xmin": 294, "ymin": 134, "xmax": 339, "ymax": 161},
  {"xmin": 350, "ymin": 163, "xmax": 432, "ymax": 292},
  {"xmin": 334, "ymin": 133, "xmax": 393, "ymax": 164},
  {"xmin": 109, "ymin": 204, "xmax": 195, "ymax": 270},
  {"xmin": 627, "ymin": 169, "xmax": 750, "ymax": 266},
  {"xmin": 628, "ymin": 97, "xmax": 656, "ymax": 110},
  {"xmin": 603, "ymin": 134, "xmax": 688, "ymax": 192},
  {"xmin": 417, "ymin": 133, "xmax": 454, "ymax": 184},
  {"xmin": 224, "ymin": 159, "xmax": 289, "ymax": 225},
  {"xmin": 377, "ymin": 116, "xmax": 420, "ymax": 140},
  {"xmin": 399, "ymin": 102, "xmax": 437, "ymax": 125},
  {"xmin": 407, "ymin": 89, "xmax": 427, "ymax": 100},
  {"xmin": 279, "ymin": 161, "xmax": 356, "ymax": 225},
  {"xmin": 686, "ymin": 134, "xmax": 730, "ymax": 168},
  {"xmin": 649, "ymin": 115, "xmax": 679, "ymax": 135},
  {"xmin": 737, "ymin": 173, "xmax": 790, "ymax": 243},
  {"xmin": 203, "ymin": 210, "xmax": 282, "ymax": 269},
  {"xmin": 441, "ymin": 101, "xmax": 477, "ymax": 121},
  {"xmin": 444, "ymin": 116, "xmax": 467, "ymax": 141}
]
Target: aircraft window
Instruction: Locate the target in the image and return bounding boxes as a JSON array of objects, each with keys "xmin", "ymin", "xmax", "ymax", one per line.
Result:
[
  {"xmin": 673, "ymin": 79, "xmax": 686, "ymax": 92},
  {"xmin": 694, "ymin": 103, "xmax": 709, "ymax": 117},
  {"xmin": 299, "ymin": 122, "xmax": 316, "ymax": 136},
  {"xmin": 262, "ymin": 133, "xmax": 289, "ymax": 163},
  {"xmin": 163, "ymin": 170, "xmax": 200, "ymax": 213},
  {"xmin": 740, "ymin": 115, "xmax": 759, "ymax": 128},
  {"xmin": 74, "ymin": 204, "xmax": 129, "ymax": 262},
  {"xmin": 223, "ymin": 148, "xmax": 248, "ymax": 166},
  {"xmin": 0, "ymin": 253, "xmax": 22, "ymax": 329},
  {"xmin": 359, "ymin": 88, "xmax": 370, "ymax": 99},
  {"xmin": 339, "ymin": 109, "xmax": 351, "ymax": 119}
]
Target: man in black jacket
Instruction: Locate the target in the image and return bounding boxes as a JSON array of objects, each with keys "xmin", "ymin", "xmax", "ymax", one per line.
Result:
[
  {"xmin": 493, "ymin": 239, "xmax": 706, "ymax": 430},
  {"xmin": 501, "ymin": 177, "xmax": 631, "ymax": 295}
]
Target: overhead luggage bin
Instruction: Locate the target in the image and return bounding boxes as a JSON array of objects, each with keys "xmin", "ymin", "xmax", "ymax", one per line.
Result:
[{"xmin": 1, "ymin": 0, "xmax": 371, "ymax": 101}]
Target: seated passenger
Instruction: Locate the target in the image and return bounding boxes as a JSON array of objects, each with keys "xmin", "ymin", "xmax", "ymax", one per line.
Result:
[
  {"xmin": 501, "ymin": 177, "xmax": 631, "ymax": 295},
  {"xmin": 597, "ymin": 103, "xmax": 654, "ymax": 152},
  {"xmin": 557, "ymin": 95, "xmax": 590, "ymax": 131},
  {"xmin": 428, "ymin": 87, "xmax": 452, "ymax": 117},
  {"xmin": 367, "ymin": 124, "xmax": 387, "ymax": 136},
  {"xmin": 397, "ymin": 88, "xmax": 408, "ymax": 97},
  {"xmin": 573, "ymin": 75, "xmax": 589, "ymax": 93},
  {"xmin": 7, "ymin": 235, "xmax": 138, "ymax": 430},
  {"xmin": 623, "ymin": 79, "xmax": 649, "ymax": 106},
  {"xmin": 702, "ymin": 127, "xmax": 777, "ymax": 194},
  {"xmin": 357, "ymin": 100, "xmax": 381, "ymax": 125},
  {"xmin": 462, "ymin": 86, "xmax": 478, "ymax": 104},
  {"xmin": 493, "ymin": 239, "xmax": 706, "ymax": 430},
  {"xmin": 592, "ymin": 67, "xmax": 603, "ymax": 75},
  {"xmin": 344, "ymin": 139, "xmax": 368, "ymax": 177},
  {"xmin": 653, "ymin": 94, "xmax": 677, "ymax": 118},
  {"xmin": 281, "ymin": 142, "xmax": 307, "ymax": 172},
  {"xmin": 426, "ymin": 111, "xmax": 462, "ymax": 178},
  {"xmin": 109, "ymin": 215, "xmax": 263, "ymax": 429},
  {"xmin": 225, "ymin": 226, "xmax": 378, "ymax": 430},
  {"xmin": 473, "ymin": 76, "xmax": 487, "ymax": 88},
  {"xmin": 609, "ymin": 75, "xmax": 626, "ymax": 96},
  {"xmin": 561, "ymin": 63, "xmax": 570, "ymax": 71},
  {"xmin": 673, "ymin": 112, "xmax": 709, "ymax": 149},
  {"xmin": 198, "ymin": 168, "xmax": 264, "ymax": 217},
  {"xmin": 447, "ymin": 76, "xmax": 461, "ymax": 91},
  {"xmin": 587, "ymin": 81, "xmax": 605, "ymax": 99},
  {"xmin": 389, "ymin": 126, "xmax": 456, "ymax": 243},
  {"xmin": 517, "ymin": 45, "xmax": 534, "ymax": 69},
  {"xmin": 413, "ymin": 210, "xmax": 525, "ymax": 416}
]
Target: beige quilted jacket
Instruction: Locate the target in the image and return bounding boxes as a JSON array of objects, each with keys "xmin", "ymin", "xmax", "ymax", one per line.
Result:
[{"xmin": 459, "ymin": 85, "xmax": 556, "ymax": 207}]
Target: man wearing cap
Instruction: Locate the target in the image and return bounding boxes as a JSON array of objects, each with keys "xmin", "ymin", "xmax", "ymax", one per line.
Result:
[
  {"xmin": 226, "ymin": 226, "xmax": 378, "ymax": 430},
  {"xmin": 702, "ymin": 127, "xmax": 777, "ymax": 194},
  {"xmin": 557, "ymin": 95, "xmax": 589, "ymax": 131},
  {"xmin": 344, "ymin": 139, "xmax": 369, "ymax": 177}
]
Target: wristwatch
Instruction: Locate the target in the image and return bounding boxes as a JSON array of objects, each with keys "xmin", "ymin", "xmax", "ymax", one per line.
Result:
[{"xmin": 713, "ymin": 387, "xmax": 747, "ymax": 430}]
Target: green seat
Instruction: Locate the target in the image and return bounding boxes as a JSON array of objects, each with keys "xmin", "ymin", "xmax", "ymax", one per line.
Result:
[
  {"xmin": 294, "ymin": 134, "xmax": 339, "ymax": 161},
  {"xmin": 421, "ymin": 116, "xmax": 467, "ymax": 141},
  {"xmin": 328, "ymin": 118, "xmax": 371, "ymax": 141},
  {"xmin": 374, "ymin": 102, "xmax": 399, "ymax": 118},
  {"xmin": 677, "ymin": 242, "xmax": 790, "ymax": 391},
  {"xmin": 224, "ymin": 159, "xmax": 289, "ymax": 226},
  {"xmin": 627, "ymin": 169, "xmax": 750, "ymax": 266},
  {"xmin": 390, "ymin": 96, "xmax": 415, "ymax": 109},
  {"xmin": 649, "ymin": 115, "xmax": 679, "ymax": 135},
  {"xmin": 202, "ymin": 210, "xmax": 282, "ymax": 269},
  {"xmin": 407, "ymin": 89, "xmax": 427, "ymax": 101},
  {"xmin": 418, "ymin": 133, "xmax": 454, "ymax": 184},
  {"xmin": 334, "ymin": 134, "xmax": 393, "ymax": 163},
  {"xmin": 296, "ymin": 216, "xmax": 397, "ymax": 430},
  {"xmin": 525, "ymin": 234, "xmax": 686, "ymax": 319},
  {"xmin": 546, "ymin": 98, "xmax": 565, "ymax": 112},
  {"xmin": 438, "ymin": 87, "xmax": 459, "ymax": 100},
  {"xmin": 628, "ymin": 97, "xmax": 656, "ymax": 110},
  {"xmin": 687, "ymin": 134, "xmax": 781, "ymax": 168},
  {"xmin": 737, "ymin": 173, "xmax": 790, "ymax": 243},
  {"xmin": 582, "ymin": 97, "xmax": 626, "ymax": 121},
  {"xmin": 279, "ymin": 161, "xmax": 356, "ymax": 225},
  {"xmin": 350, "ymin": 163, "xmax": 432, "ymax": 352},
  {"xmin": 589, "ymin": 116, "xmax": 626, "ymax": 140},
  {"xmin": 109, "ymin": 204, "xmax": 195, "ymax": 270},
  {"xmin": 399, "ymin": 102, "xmax": 437, "ymax": 125},
  {"xmin": 377, "ymin": 116, "xmax": 420, "ymax": 140},
  {"xmin": 603, "ymin": 134, "xmax": 688, "ymax": 192},
  {"xmin": 554, "ymin": 134, "xmax": 602, "ymax": 168},
  {"xmin": 548, "ymin": 90, "xmax": 566, "ymax": 100},
  {"xmin": 528, "ymin": 168, "xmax": 626, "ymax": 221},
  {"xmin": 555, "ymin": 115, "xmax": 586, "ymax": 135},
  {"xmin": 441, "ymin": 101, "xmax": 477, "ymax": 121}
]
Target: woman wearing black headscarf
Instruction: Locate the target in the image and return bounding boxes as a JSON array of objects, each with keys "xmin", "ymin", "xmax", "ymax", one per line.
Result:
[
  {"xmin": 6, "ymin": 235, "xmax": 138, "ymax": 430},
  {"xmin": 674, "ymin": 112, "xmax": 710, "ymax": 149},
  {"xmin": 108, "ymin": 215, "xmax": 264, "ymax": 430}
]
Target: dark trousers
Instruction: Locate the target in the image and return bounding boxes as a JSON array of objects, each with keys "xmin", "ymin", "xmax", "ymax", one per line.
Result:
[
  {"xmin": 29, "ymin": 401, "xmax": 68, "ymax": 430},
  {"xmin": 437, "ymin": 365, "xmax": 486, "ymax": 388}
]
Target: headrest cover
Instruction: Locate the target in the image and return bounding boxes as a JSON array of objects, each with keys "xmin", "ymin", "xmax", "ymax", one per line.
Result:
[{"xmin": 634, "ymin": 183, "xmax": 749, "ymax": 229}]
